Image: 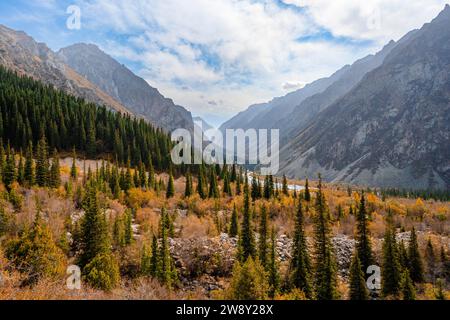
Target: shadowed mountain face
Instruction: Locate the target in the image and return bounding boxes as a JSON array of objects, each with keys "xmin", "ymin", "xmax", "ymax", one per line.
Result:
[
  {"xmin": 57, "ymin": 44, "xmax": 194, "ymax": 133},
  {"xmin": 220, "ymin": 38, "xmax": 399, "ymax": 141},
  {"xmin": 0, "ymin": 25, "xmax": 130, "ymax": 115},
  {"xmin": 279, "ymin": 5, "xmax": 450, "ymax": 189}
]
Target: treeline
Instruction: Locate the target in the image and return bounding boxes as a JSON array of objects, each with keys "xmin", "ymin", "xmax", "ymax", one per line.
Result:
[
  {"xmin": 380, "ymin": 188, "xmax": 450, "ymax": 202},
  {"xmin": 0, "ymin": 66, "xmax": 172, "ymax": 171}
]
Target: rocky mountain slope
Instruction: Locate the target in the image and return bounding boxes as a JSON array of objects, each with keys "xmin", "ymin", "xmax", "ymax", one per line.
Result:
[
  {"xmin": 220, "ymin": 36, "xmax": 400, "ymax": 140},
  {"xmin": 219, "ymin": 70, "xmax": 343, "ymax": 133},
  {"xmin": 279, "ymin": 5, "xmax": 450, "ymax": 189},
  {"xmin": 58, "ymin": 44, "xmax": 194, "ymax": 132},
  {"xmin": 0, "ymin": 24, "xmax": 130, "ymax": 115}
]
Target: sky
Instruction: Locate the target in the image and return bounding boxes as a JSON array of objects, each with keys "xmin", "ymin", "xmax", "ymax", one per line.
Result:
[{"xmin": 0, "ymin": 0, "xmax": 449, "ymax": 127}]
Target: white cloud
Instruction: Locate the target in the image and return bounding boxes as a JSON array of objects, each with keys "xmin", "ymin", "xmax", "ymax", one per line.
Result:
[
  {"xmin": 283, "ymin": 0, "xmax": 450, "ymax": 43},
  {"xmin": 73, "ymin": 0, "xmax": 449, "ymax": 123}
]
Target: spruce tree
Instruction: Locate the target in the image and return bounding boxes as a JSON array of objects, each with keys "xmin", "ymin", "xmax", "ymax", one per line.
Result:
[
  {"xmin": 424, "ymin": 239, "xmax": 436, "ymax": 282},
  {"xmin": 197, "ymin": 167, "xmax": 206, "ymax": 199},
  {"xmin": 398, "ymin": 240, "xmax": 409, "ymax": 270},
  {"xmin": 166, "ymin": 173, "xmax": 175, "ymax": 199},
  {"xmin": 49, "ymin": 149, "xmax": 61, "ymax": 188},
  {"xmin": 17, "ymin": 151, "xmax": 25, "ymax": 185},
  {"xmin": 158, "ymin": 208, "xmax": 177, "ymax": 288},
  {"xmin": 355, "ymin": 192, "xmax": 373, "ymax": 277},
  {"xmin": 381, "ymin": 213, "xmax": 401, "ymax": 297},
  {"xmin": 24, "ymin": 142, "xmax": 34, "ymax": 186},
  {"xmin": 238, "ymin": 178, "xmax": 255, "ymax": 262},
  {"xmin": 408, "ymin": 227, "xmax": 424, "ymax": 283},
  {"xmin": 78, "ymin": 183, "xmax": 109, "ymax": 268},
  {"xmin": 3, "ymin": 145, "xmax": 16, "ymax": 190},
  {"xmin": 251, "ymin": 175, "xmax": 259, "ymax": 201},
  {"xmin": 184, "ymin": 171, "xmax": 193, "ymax": 198},
  {"xmin": 401, "ymin": 269, "xmax": 416, "ymax": 300},
  {"xmin": 290, "ymin": 200, "xmax": 312, "ymax": 298},
  {"xmin": 35, "ymin": 136, "xmax": 49, "ymax": 187},
  {"xmin": 150, "ymin": 234, "xmax": 159, "ymax": 278},
  {"xmin": 124, "ymin": 209, "xmax": 133, "ymax": 245},
  {"xmin": 268, "ymin": 228, "xmax": 280, "ymax": 299},
  {"xmin": 229, "ymin": 203, "xmax": 239, "ymax": 237},
  {"xmin": 230, "ymin": 164, "xmax": 237, "ymax": 183},
  {"xmin": 258, "ymin": 206, "xmax": 269, "ymax": 269},
  {"xmin": 349, "ymin": 250, "xmax": 369, "ymax": 300},
  {"xmin": 223, "ymin": 170, "xmax": 232, "ymax": 196},
  {"xmin": 313, "ymin": 175, "xmax": 338, "ymax": 300},
  {"xmin": 70, "ymin": 148, "xmax": 77, "ymax": 179},
  {"xmin": 282, "ymin": 174, "xmax": 289, "ymax": 196},
  {"xmin": 208, "ymin": 168, "xmax": 219, "ymax": 198},
  {"xmin": 304, "ymin": 178, "xmax": 311, "ymax": 202}
]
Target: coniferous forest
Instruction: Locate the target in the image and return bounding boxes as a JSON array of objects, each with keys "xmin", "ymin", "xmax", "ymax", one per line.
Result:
[{"xmin": 0, "ymin": 68, "xmax": 449, "ymax": 301}]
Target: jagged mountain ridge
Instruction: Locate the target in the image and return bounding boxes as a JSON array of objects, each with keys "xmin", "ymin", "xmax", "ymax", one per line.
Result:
[{"xmin": 57, "ymin": 44, "xmax": 194, "ymax": 133}]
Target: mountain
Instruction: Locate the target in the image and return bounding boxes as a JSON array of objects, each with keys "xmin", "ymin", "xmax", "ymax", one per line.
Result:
[
  {"xmin": 279, "ymin": 5, "xmax": 450, "ymax": 189},
  {"xmin": 0, "ymin": 24, "xmax": 130, "ymax": 115},
  {"xmin": 274, "ymin": 39, "xmax": 402, "ymax": 144},
  {"xmin": 219, "ymin": 71, "xmax": 343, "ymax": 133},
  {"xmin": 57, "ymin": 43, "xmax": 194, "ymax": 133},
  {"xmin": 219, "ymin": 38, "xmax": 401, "ymax": 139}
]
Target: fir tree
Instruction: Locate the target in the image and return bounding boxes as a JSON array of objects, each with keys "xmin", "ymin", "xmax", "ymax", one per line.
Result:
[
  {"xmin": 313, "ymin": 175, "xmax": 338, "ymax": 300},
  {"xmin": 268, "ymin": 228, "xmax": 280, "ymax": 299},
  {"xmin": 282, "ymin": 175, "xmax": 289, "ymax": 196},
  {"xmin": 258, "ymin": 206, "xmax": 269, "ymax": 268},
  {"xmin": 197, "ymin": 167, "xmax": 206, "ymax": 199},
  {"xmin": 124, "ymin": 209, "xmax": 133, "ymax": 245},
  {"xmin": 229, "ymin": 203, "xmax": 239, "ymax": 237},
  {"xmin": 238, "ymin": 179, "xmax": 255, "ymax": 262},
  {"xmin": 208, "ymin": 168, "xmax": 219, "ymax": 198},
  {"xmin": 381, "ymin": 213, "xmax": 401, "ymax": 297},
  {"xmin": 251, "ymin": 175, "xmax": 259, "ymax": 201},
  {"xmin": 24, "ymin": 142, "xmax": 34, "ymax": 186},
  {"xmin": 150, "ymin": 234, "xmax": 159, "ymax": 278},
  {"xmin": 424, "ymin": 239, "xmax": 436, "ymax": 282},
  {"xmin": 158, "ymin": 208, "xmax": 177, "ymax": 288},
  {"xmin": 49, "ymin": 149, "xmax": 61, "ymax": 188},
  {"xmin": 304, "ymin": 178, "xmax": 311, "ymax": 202},
  {"xmin": 223, "ymin": 170, "xmax": 232, "ymax": 196},
  {"xmin": 17, "ymin": 151, "xmax": 25, "ymax": 185},
  {"xmin": 35, "ymin": 136, "xmax": 49, "ymax": 187},
  {"xmin": 3, "ymin": 145, "xmax": 16, "ymax": 190},
  {"xmin": 70, "ymin": 148, "xmax": 77, "ymax": 179},
  {"xmin": 184, "ymin": 171, "xmax": 193, "ymax": 198},
  {"xmin": 398, "ymin": 240, "xmax": 409, "ymax": 270},
  {"xmin": 230, "ymin": 164, "xmax": 237, "ymax": 183},
  {"xmin": 166, "ymin": 173, "xmax": 175, "ymax": 199},
  {"xmin": 355, "ymin": 192, "xmax": 373, "ymax": 277},
  {"xmin": 290, "ymin": 200, "xmax": 312, "ymax": 298},
  {"xmin": 0, "ymin": 204, "xmax": 10, "ymax": 237},
  {"xmin": 407, "ymin": 227, "xmax": 424, "ymax": 283},
  {"xmin": 400, "ymin": 269, "xmax": 416, "ymax": 300},
  {"xmin": 78, "ymin": 183, "xmax": 110, "ymax": 268},
  {"xmin": 349, "ymin": 250, "xmax": 369, "ymax": 300}
]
